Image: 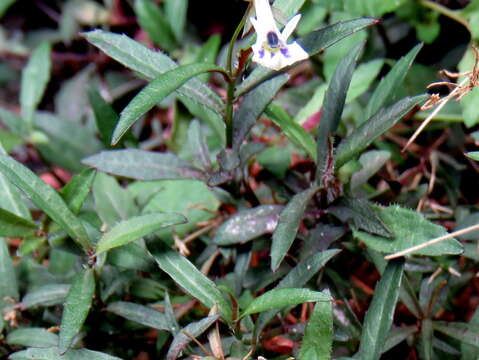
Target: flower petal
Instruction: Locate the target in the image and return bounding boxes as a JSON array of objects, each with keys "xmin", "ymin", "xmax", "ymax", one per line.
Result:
[
  {"xmin": 281, "ymin": 14, "xmax": 301, "ymax": 41},
  {"xmin": 254, "ymin": 0, "xmax": 279, "ymax": 34},
  {"xmin": 284, "ymin": 42, "xmax": 308, "ymax": 64}
]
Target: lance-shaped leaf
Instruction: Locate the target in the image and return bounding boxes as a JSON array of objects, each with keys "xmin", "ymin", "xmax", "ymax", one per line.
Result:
[
  {"xmin": 134, "ymin": 0, "xmax": 175, "ymax": 51},
  {"xmin": 21, "ymin": 284, "xmax": 70, "ymax": 309},
  {"xmin": 328, "ymin": 198, "xmax": 391, "ymax": 238},
  {"xmin": 298, "ymin": 295, "xmax": 333, "ymax": 360},
  {"xmin": 236, "ymin": 17, "xmax": 378, "ymax": 97},
  {"xmin": 59, "ymin": 268, "xmax": 95, "ymax": 353},
  {"xmin": 335, "ymin": 94, "xmax": 428, "ymax": 168},
  {"xmin": 433, "ymin": 321, "xmax": 479, "ymax": 347},
  {"xmin": 166, "ymin": 315, "xmax": 219, "ymax": 360},
  {"xmin": 88, "ymin": 87, "xmax": 136, "ymax": 147},
  {"xmin": 265, "ymin": 103, "xmax": 316, "ymax": 160},
  {"xmin": 9, "ymin": 347, "xmax": 122, "ymax": 360},
  {"xmin": 0, "ymin": 208, "xmax": 36, "ymax": 237},
  {"xmin": 20, "ymin": 42, "xmax": 51, "ymax": 128},
  {"xmin": 0, "ymin": 143, "xmax": 30, "ymax": 219},
  {"xmin": 6, "ymin": 328, "xmax": 59, "ymax": 348},
  {"xmin": 112, "ymin": 63, "xmax": 225, "ymax": 144},
  {"xmin": 83, "ymin": 30, "xmax": 224, "ymax": 113},
  {"xmin": 213, "ymin": 205, "xmax": 284, "ymax": 245},
  {"xmin": 96, "ymin": 212, "xmax": 186, "ymax": 254},
  {"xmin": 353, "ymin": 205, "xmax": 463, "ymax": 257},
  {"xmin": 254, "ymin": 250, "xmax": 339, "ymax": 340},
  {"xmin": 0, "ymin": 154, "xmax": 91, "ymax": 250},
  {"xmin": 83, "ymin": 149, "xmax": 205, "ymax": 181},
  {"xmin": 149, "ymin": 243, "xmax": 232, "ymax": 322},
  {"xmin": 242, "ymin": 288, "xmax": 331, "ymax": 318},
  {"xmin": 107, "ymin": 301, "xmax": 170, "ymax": 331},
  {"xmin": 357, "ymin": 260, "xmax": 404, "ymax": 360},
  {"xmin": 365, "ymin": 44, "xmax": 423, "ymax": 120},
  {"xmin": 271, "ymin": 186, "xmax": 318, "ymax": 271},
  {"xmin": 60, "ymin": 169, "xmax": 96, "ymax": 214},
  {"xmin": 165, "ymin": 0, "xmax": 188, "ymax": 41},
  {"xmin": 0, "ymin": 237, "xmax": 18, "ymax": 309},
  {"xmin": 316, "ymin": 42, "xmax": 363, "ymax": 178},
  {"xmin": 232, "ymin": 74, "xmax": 288, "ymax": 151}
]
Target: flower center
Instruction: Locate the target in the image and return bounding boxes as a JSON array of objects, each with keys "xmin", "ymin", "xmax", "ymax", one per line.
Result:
[{"xmin": 266, "ymin": 31, "xmax": 280, "ymax": 49}]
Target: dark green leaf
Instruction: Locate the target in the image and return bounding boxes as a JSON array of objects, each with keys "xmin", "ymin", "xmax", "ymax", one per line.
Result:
[
  {"xmin": 0, "ymin": 143, "xmax": 30, "ymax": 220},
  {"xmin": 0, "ymin": 208, "xmax": 36, "ymax": 237},
  {"xmin": 316, "ymin": 42, "xmax": 363, "ymax": 176},
  {"xmin": 462, "ymin": 307, "xmax": 479, "ymax": 359},
  {"xmin": 186, "ymin": 119, "xmax": 212, "ymax": 171},
  {"xmin": 149, "ymin": 244, "xmax": 232, "ymax": 322},
  {"xmin": 350, "ymin": 150, "xmax": 391, "ymax": 195},
  {"xmin": 164, "ymin": 0, "xmax": 188, "ymax": 41},
  {"xmin": 213, "ymin": 205, "xmax": 284, "ymax": 245},
  {"xmin": 82, "ymin": 30, "xmax": 224, "ymax": 115},
  {"xmin": 20, "ymin": 42, "xmax": 51, "ymax": 127},
  {"xmin": 6, "ymin": 328, "xmax": 59, "ymax": 348},
  {"xmin": 107, "ymin": 243, "xmax": 153, "ymax": 271},
  {"xmin": 232, "ymin": 75, "xmax": 289, "ymax": 151},
  {"xmin": 271, "ymin": 186, "xmax": 318, "ymax": 271},
  {"xmin": 273, "ymin": 0, "xmax": 308, "ymax": 20},
  {"xmin": 21, "ymin": 284, "xmax": 70, "ymax": 309},
  {"xmin": 166, "ymin": 315, "xmax": 219, "ymax": 360},
  {"xmin": 134, "ymin": 0, "xmax": 175, "ymax": 51},
  {"xmin": 278, "ymin": 249, "xmax": 340, "ymax": 288},
  {"xmin": 353, "ymin": 205, "xmax": 463, "ymax": 256},
  {"xmin": 336, "ymin": 95, "xmax": 427, "ymax": 167},
  {"xmin": 84, "ymin": 149, "xmax": 205, "ymax": 181},
  {"xmin": 113, "ymin": 63, "xmax": 223, "ymax": 144},
  {"xmin": 298, "ymin": 296, "xmax": 333, "ymax": 360},
  {"xmin": 0, "ymin": 154, "xmax": 91, "ymax": 250},
  {"xmin": 92, "ymin": 172, "xmax": 137, "ymax": 228},
  {"xmin": 420, "ymin": 319, "xmax": 434, "ymax": 360},
  {"xmin": 433, "ymin": 321, "xmax": 479, "ymax": 348},
  {"xmin": 55, "ymin": 65, "xmax": 94, "ymax": 124},
  {"xmin": 60, "ymin": 169, "xmax": 96, "ymax": 214},
  {"xmin": 0, "ymin": 107, "xmax": 28, "ymax": 136},
  {"xmin": 107, "ymin": 301, "xmax": 170, "ymax": 331},
  {"xmin": 133, "ymin": 180, "xmax": 219, "ymax": 239},
  {"xmin": 242, "ymin": 288, "xmax": 331, "ymax": 317},
  {"xmin": 0, "ymin": 237, "xmax": 19, "ymax": 309},
  {"xmin": 357, "ymin": 260, "xmax": 404, "ymax": 360},
  {"xmin": 384, "ymin": 326, "xmax": 418, "ymax": 354},
  {"xmin": 265, "ymin": 103, "xmax": 316, "ymax": 160},
  {"xmin": 9, "ymin": 347, "xmax": 122, "ymax": 360},
  {"xmin": 0, "ymin": 0, "xmax": 16, "ymax": 17},
  {"xmin": 236, "ymin": 17, "xmax": 378, "ymax": 97},
  {"xmin": 254, "ymin": 250, "xmax": 339, "ymax": 339},
  {"xmin": 328, "ymin": 198, "xmax": 391, "ymax": 237},
  {"xmin": 96, "ymin": 212, "xmax": 186, "ymax": 254},
  {"xmin": 365, "ymin": 44, "xmax": 423, "ymax": 119},
  {"xmin": 59, "ymin": 268, "xmax": 95, "ymax": 353},
  {"xmin": 34, "ymin": 112, "xmax": 102, "ymax": 172},
  {"xmin": 88, "ymin": 87, "xmax": 135, "ymax": 147}
]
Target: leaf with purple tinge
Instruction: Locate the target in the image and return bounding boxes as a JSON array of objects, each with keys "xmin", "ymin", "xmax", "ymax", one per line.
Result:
[{"xmin": 213, "ymin": 205, "xmax": 284, "ymax": 245}]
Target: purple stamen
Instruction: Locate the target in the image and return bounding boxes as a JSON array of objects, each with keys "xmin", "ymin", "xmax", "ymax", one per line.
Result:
[{"xmin": 259, "ymin": 49, "xmax": 265, "ymax": 59}]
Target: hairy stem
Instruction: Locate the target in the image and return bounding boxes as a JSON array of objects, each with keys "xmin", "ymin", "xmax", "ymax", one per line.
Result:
[{"xmin": 225, "ymin": 5, "xmax": 251, "ymax": 147}]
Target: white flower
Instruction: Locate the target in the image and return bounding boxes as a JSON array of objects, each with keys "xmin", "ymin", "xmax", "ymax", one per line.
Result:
[{"xmin": 250, "ymin": 0, "xmax": 308, "ymax": 71}]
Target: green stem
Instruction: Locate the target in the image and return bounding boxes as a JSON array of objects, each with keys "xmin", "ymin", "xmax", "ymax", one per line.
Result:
[
  {"xmin": 225, "ymin": 5, "xmax": 251, "ymax": 147},
  {"xmin": 419, "ymin": 0, "xmax": 471, "ymax": 33}
]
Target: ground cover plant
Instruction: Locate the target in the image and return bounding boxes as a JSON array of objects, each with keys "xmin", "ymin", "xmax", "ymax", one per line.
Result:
[{"xmin": 1, "ymin": 0, "xmax": 479, "ymax": 359}]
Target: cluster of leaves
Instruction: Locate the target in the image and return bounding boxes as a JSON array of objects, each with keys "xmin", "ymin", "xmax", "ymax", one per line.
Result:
[{"xmin": 1, "ymin": 0, "xmax": 479, "ymax": 359}]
